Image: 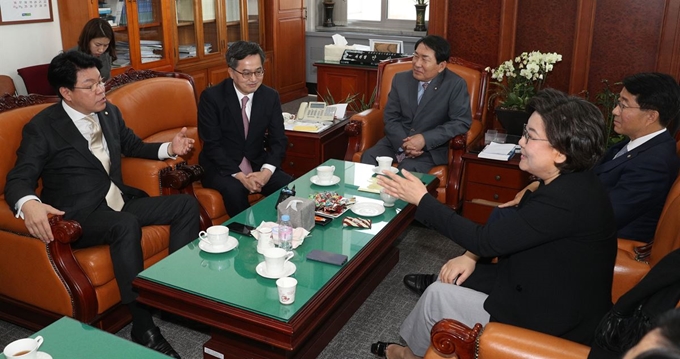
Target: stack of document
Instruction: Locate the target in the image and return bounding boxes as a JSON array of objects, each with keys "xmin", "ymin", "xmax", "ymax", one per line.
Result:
[{"xmin": 478, "ymin": 142, "xmax": 519, "ymax": 161}]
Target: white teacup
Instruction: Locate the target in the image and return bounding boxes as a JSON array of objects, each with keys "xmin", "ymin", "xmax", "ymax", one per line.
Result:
[
  {"xmin": 263, "ymin": 247, "xmax": 295, "ymax": 276},
  {"xmin": 256, "ymin": 227, "xmax": 274, "ymax": 254},
  {"xmin": 376, "ymin": 156, "xmax": 393, "ymax": 171},
  {"xmin": 380, "ymin": 188, "xmax": 398, "ymax": 207},
  {"xmin": 3, "ymin": 336, "xmax": 43, "ymax": 359},
  {"xmin": 276, "ymin": 277, "xmax": 298, "ymax": 305},
  {"xmin": 316, "ymin": 165, "xmax": 335, "ymax": 184},
  {"xmin": 199, "ymin": 225, "xmax": 229, "ymax": 247}
]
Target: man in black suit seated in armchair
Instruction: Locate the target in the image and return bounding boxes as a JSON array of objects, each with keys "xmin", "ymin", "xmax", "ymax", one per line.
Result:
[{"xmin": 4, "ymin": 51, "xmax": 200, "ymax": 358}]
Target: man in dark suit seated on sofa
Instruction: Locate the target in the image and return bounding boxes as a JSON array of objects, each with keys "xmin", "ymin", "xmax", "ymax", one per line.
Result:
[
  {"xmin": 4, "ymin": 51, "xmax": 200, "ymax": 358},
  {"xmin": 360, "ymin": 35, "xmax": 472, "ymax": 173},
  {"xmin": 197, "ymin": 40, "xmax": 292, "ymax": 217}
]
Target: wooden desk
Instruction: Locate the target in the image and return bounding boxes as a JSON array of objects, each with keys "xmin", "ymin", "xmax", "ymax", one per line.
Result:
[
  {"xmin": 314, "ymin": 62, "xmax": 378, "ymax": 107},
  {"xmin": 283, "ymin": 119, "xmax": 349, "ymax": 178},
  {"xmin": 461, "ymin": 151, "xmax": 531, "ymax": 223}
]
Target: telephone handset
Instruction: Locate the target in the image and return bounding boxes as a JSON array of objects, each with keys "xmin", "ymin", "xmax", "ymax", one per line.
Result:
[{"xmin": 296, "ymin": 102, "xmax": 336, "ymax": 122}]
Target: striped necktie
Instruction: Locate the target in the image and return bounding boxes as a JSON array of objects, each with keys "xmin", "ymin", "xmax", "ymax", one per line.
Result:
[{"xmin": 239, "ymin": 97, "xmax": 253, "ymax": 174}]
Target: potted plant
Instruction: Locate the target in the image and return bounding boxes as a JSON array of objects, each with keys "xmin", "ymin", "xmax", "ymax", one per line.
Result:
[
  {"xmin": 414, "ymin": 0, "xmax": 428, "ymax": 31},
  {"xmin": 486, "ymin": 51, "xmax": 562, "ymax": 135}
]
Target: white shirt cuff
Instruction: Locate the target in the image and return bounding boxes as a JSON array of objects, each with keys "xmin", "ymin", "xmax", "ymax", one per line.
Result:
[
  {"xmin": 159, "ymin": 143, "xmax": 175, "ymax": 159},
  {"xmin": 16, "ymin": 195, "xmax": 41, "ymax": 219}
]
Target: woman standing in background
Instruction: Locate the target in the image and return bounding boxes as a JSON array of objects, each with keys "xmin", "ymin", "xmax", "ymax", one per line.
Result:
[{"xmin": 71, "ymin": 18, "xmax": 117, "ymax": 80}]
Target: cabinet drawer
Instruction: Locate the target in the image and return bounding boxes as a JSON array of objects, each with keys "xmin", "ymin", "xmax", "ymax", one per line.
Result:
[
  {"xmin": 281, "ymin": 155, "xmax": 317, "ymax": 177},
  {"xmin": 464, "ymin": 182, "xmax": 518, "ymax": 203},
  {"xmin": 286, "ymin": 137, "xmax": 317, "ymax": 156},
  {"xmin": 462, "ymin": 201, "xmax": 496, "ymax": 224},
  {"xmin": 466, "ymin": 162, "xmax": 528, "ymax": 189}
]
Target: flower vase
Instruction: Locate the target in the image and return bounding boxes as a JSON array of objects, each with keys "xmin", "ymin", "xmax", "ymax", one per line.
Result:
[
  {"xmin": 495, "ymin": 107, "xmax": 531, "ymax": 137},
  {"xmin": 323, "ymin": 1, "xmax": 336, "ymax": 27},
  {"xmin": 414, "ymin": 4, "xmax": 427, "ymax": 31}
]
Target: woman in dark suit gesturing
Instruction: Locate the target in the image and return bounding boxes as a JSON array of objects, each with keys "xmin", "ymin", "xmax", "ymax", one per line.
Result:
[{"xmin": 372, "ymin": 89, "xmax": 618, "ymax": 359}]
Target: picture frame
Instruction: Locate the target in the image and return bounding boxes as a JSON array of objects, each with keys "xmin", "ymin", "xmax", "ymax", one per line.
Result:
[
  {"xmin": 0, "ymin": 0, "xmax": 53, "ymax": 25},
  {"xmin": 369, "ymin": 39, "xmax": 403, "ymax": 54}
]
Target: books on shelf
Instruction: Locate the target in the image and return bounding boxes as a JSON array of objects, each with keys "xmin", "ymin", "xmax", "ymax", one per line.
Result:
[{"xmin": 478, "ymin": 142, "xmax": 519, "ymax": 161}]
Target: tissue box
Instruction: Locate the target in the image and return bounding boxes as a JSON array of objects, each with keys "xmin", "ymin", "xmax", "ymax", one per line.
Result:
[
  {"xmin": 324, "ymin": 45, "xmax": 355, "ymax": 62},
  {"xmin": 277, "ymin": 197, "xmax": 315, "ymax": 231}
]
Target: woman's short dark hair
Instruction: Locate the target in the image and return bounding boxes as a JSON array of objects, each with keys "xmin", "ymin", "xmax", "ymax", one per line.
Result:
[
  {"xmin": 414, "ymin": 35, "xmax": 451, "ymax": 64},
  {"xmin": 77, "ymin": 18, "xmax": 117, "ymax": 61},
  {"xmin": 526, "ymin": 88, "xmax": 607, "ymax": 173},
  {"xmin": 226, "ymin": 41, "xmax": 265, "ymax": 69},
  {"xmin": 48, "ymin": 51, "xmax": 102, "ymax": 98}
]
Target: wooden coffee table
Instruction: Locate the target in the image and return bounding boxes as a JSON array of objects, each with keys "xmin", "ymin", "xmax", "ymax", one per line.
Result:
[{"xmin": 133, "ymin": 160, "xmax": 438, "ymax": 358}]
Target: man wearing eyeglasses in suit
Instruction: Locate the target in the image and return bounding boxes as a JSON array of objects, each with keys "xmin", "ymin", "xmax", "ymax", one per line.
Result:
[
  {"xmin": 5, "ymin": 51, "xmax": 200, "ymax": 358},
  {"xmin": 197, "ymin": 41, "xmax": 292, "ymax": 217}
]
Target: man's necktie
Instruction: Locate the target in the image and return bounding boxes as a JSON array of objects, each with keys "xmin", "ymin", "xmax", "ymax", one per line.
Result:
[
  {"xmin": 239, "ymin": 97, "xmax": 253, "ymax": 174},
  {"xmin": 84, "ymin": 115, "xmax": 125, "ymax": 211},
  {"xmin": 613, "ymin": 145, "xmax": 629, "ymax": 159},
  {"xmin": 417, "ymin": 82, "xmax": 429, "ymax": 104}
]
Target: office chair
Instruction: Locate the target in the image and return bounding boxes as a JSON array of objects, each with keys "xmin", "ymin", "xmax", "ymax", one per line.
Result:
[{"xmin": 17, "ymin": 64, "xmax": 55, "ymax": 96}]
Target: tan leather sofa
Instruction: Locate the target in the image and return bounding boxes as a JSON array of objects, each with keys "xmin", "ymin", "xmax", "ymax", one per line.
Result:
[
  {"xmin": 423, "ymin": 174, "xmax": 680, "ymax": 359},
  {"xmin": 106, "ymin": 69, "xmax": 263, "ymax": 228},
  {"xmin": 0, "ymin": 92, "xmax": 182, "ymax": 332},
  {"xmin": 344, "ymin": 57, "xmax": 490, "ymax": 210}
]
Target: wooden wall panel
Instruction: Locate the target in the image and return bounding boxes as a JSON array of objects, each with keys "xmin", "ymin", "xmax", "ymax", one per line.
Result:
[
  {"xmin": 515, "ymin": 0, "xmax": 577, "ymax": 92},
  {"xmin": 587, "ymin": 0, "xmax": 666, "ymax": 95},
  {"xmin": 447, "ymin": 0, "xmax": 503, "ymax": 68},
  {"xmin": 435, "ymin": 0, "xmax": 680, "ymax": 100}
]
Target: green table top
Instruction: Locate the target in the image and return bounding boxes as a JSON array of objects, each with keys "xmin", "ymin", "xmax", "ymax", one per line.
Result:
[
  {"xmin": 0, "ymin": 317, "xmax": 167, "ymax": 359},
  {"xmin": 138, "ymin": 159, "xmax": 434, "ymax": 322}
]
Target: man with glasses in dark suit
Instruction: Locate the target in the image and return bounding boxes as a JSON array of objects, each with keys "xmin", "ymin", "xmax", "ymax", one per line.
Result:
[{"xmin": 198, "ymin": 40, "xmax": 292, "ymax": 217}]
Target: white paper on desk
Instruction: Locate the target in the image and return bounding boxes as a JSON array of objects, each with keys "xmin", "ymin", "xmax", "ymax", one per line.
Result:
[
  {"xmin": 353, "ymin": 44, "xmax": 371, "ymax": 51},
  {"xmin": 328, "ymin": 103, "xmax": 348, "ymax": 119},
  {"xmin": 332, "ymin": 34, "xmax": 348, "ymax": 46}
]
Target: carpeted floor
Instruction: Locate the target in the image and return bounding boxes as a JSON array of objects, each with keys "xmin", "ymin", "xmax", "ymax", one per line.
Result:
[{"xmin": 0, "ymin": 223, "xmax": 464, "ymax": 358}]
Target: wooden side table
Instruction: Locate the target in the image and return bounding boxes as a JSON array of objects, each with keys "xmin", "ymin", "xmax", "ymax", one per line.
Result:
[
  {"xmin": 461, "ymin": 151, "xmax": 531, "ymax": 223},
  {"xmin": 282, "ymin": 119, "xmax": 349, "ymax": 178},
  {"xmin": 314, "ymin": 62, "xmax": 378, "ymax": 106}
]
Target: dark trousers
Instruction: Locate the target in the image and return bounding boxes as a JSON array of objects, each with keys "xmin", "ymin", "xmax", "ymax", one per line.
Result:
[
  {"xmin": 204, "ymin": 170, "xmax": 293, "ymax": 217},
  {"xmin": 71, "ymin": 194, "xmax": 200, "ymax": 304},
  {"xmin": 361, "ymin": 138, "xmax": 437, "ymax": 173}
]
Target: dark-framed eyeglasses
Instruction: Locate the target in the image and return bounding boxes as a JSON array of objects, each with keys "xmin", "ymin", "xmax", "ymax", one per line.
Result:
[
  {"xmin": 73, "ymin": 79, "xmax": 105, "ymax": 92},
  {"xmin": 615, "ymin": 100, "xmax": 640, "ymax": 111},
  {"xmin": 231, "ymin": 68, "xmax": 265, "ymax": 79},
  {"xmin": 522, "ymin": 124, "xmax": 550, "ymax": 142}
]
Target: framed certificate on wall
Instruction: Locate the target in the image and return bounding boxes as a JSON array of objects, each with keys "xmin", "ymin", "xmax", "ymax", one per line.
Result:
[{"xmin": 0, "ymin": 0, "xmax": 53, "ymax": 25}]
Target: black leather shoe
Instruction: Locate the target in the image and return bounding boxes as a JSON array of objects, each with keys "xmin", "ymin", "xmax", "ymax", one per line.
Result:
[
  {"xmin": 403, "ymin": 273, "xmax": 437, "ymax": 295},
  {"xmin": 131, "ymin": 326, "xmax": 181, "ymax": 358},
  {"xmin": 371, "ymin": 341, "xmax": 402, "ymax": 358}
]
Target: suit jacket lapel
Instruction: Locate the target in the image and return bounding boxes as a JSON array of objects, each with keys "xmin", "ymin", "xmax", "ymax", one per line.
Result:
[
  {"xmin": 49, "ymin": 104, "xmax": 107, "ymax": 172},
  {"xmin": 596, "ymin": 134, "xmax": 669, "ymax": 174},
  {"xmin": 414, "ymin": 69, "xmax": 446, "ymax": 117},
  {"xmin": 97, "ymin": 108, "xmax": 121, "ymax": 173}
]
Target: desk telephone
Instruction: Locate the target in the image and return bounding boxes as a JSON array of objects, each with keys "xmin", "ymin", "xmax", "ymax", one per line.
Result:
[
  {"xmin": 340, "ymin": 50, "xmax": 408, "ymax": 66},
  {"xmin": 296, "ymin": 102, "xmax": 336, "ymax": 121}
]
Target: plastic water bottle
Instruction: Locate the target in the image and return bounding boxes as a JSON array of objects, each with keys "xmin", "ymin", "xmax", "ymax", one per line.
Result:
[{"xmin": 278, "ymin": 215, "xmax": 293, "ymax": 251}]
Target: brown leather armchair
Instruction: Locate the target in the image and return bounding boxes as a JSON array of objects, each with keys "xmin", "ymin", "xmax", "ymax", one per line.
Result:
[
  {"xmin": 423, "ymin": 174, "xmax": 680, "ymax": 359},
  {"xmin": 344, "ymin": 57, "xmax": 490, "ymax": 210},
  {"xmin": 105, "ymin": 69, "xmax": 263, "ymax": 229},
  {"xmin": 0, "ymin": 93, "xmax": 182, "ymax": 332}
]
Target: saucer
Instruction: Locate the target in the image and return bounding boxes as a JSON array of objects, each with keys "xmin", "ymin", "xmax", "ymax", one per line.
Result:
[
  {"xmin": 350, "ymin": 202, "xmax": 385, "ymax": 217},
  {"xmin": 198, "ymin": 236, "xmax": 238, "ymax": 253},
  {"xmin": 38, "ymin": 352, "xmax": 52, "ymax": 359},
  {"xmin": 256, "ymin": 261, "xmax": 297, "ymax": 279},
  {"xmin": 310, "ymin": 175, "xmax": 340, "ymax": 186},
  {"xmin": 372, "ymin": 166, "xmax": 399, "ymax": 174}
]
